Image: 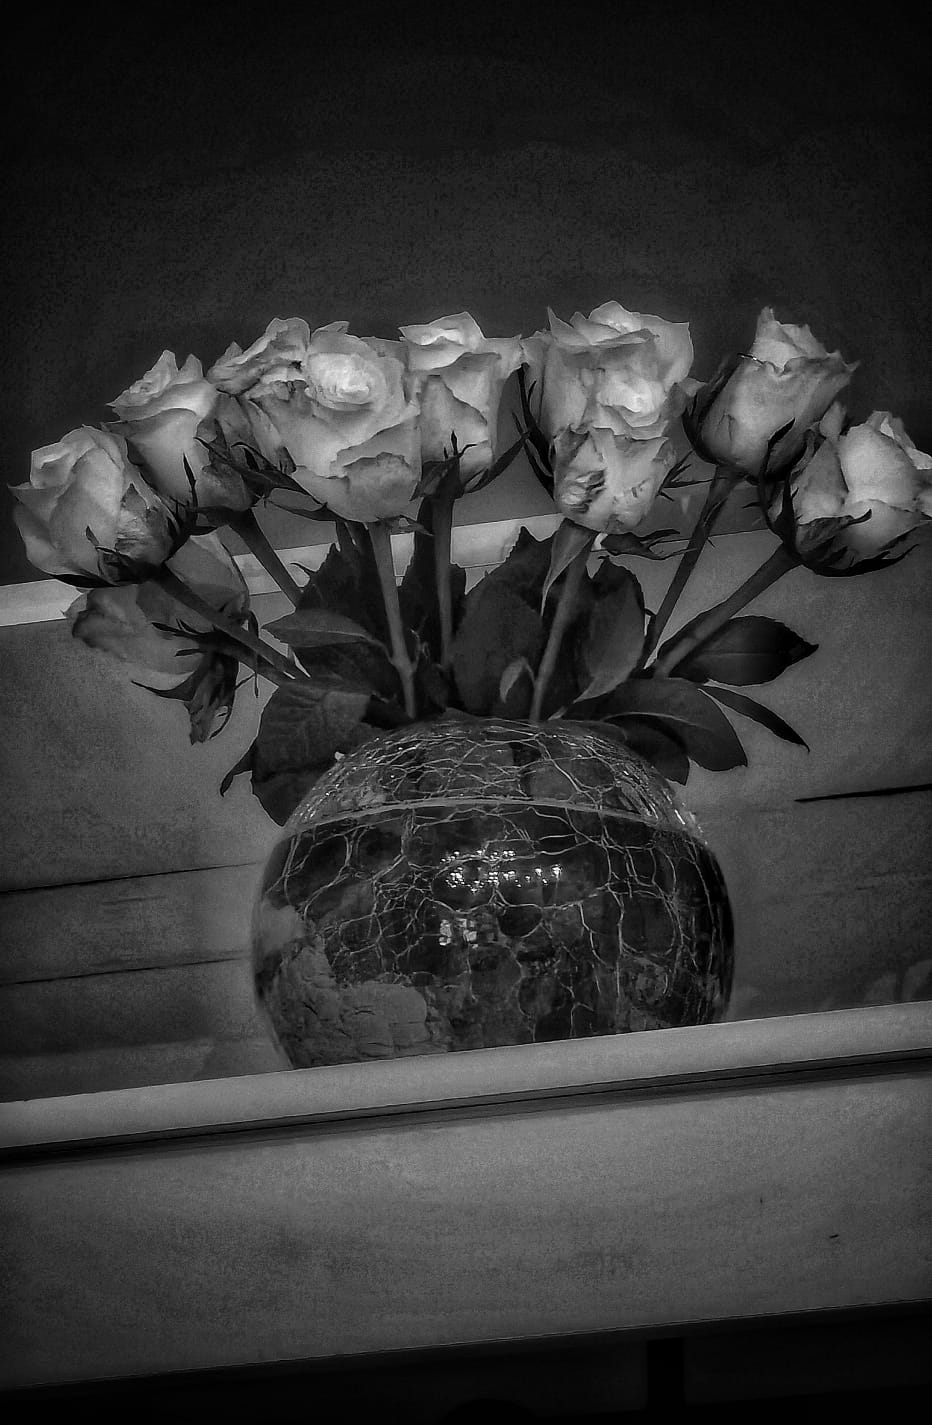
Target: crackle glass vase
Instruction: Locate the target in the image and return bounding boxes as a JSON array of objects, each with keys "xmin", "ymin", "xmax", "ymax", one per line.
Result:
[{"xmin": 253, "ymin": 718, "xmax": 733, "ymax": 1068}]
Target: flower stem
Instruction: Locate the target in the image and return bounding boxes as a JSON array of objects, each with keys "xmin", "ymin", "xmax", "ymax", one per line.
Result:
[
  {"xmin": 153, "ymin": 566, "xmax": 304, "ymax": 685},
  {"xmin": 652, "ymin": 544, "xmax": 801, "ymax": 677},
  {"xmin": 433, "ymin": 466, "xmax": 459, "ymax": 669},
  {"xmin": 228, "ymin": 508, "xmax": 302, "ymax": 606},
  {"xmin": 643, "ymin": 465, "xmax": 736, "ymax": 659},
  {"xmin": 368, "ymin": 521, "xmax": 417, "ymax": 719},
  {"xmin": 529, "ymin": 533, "xmax": 595, "ymax": 721}
]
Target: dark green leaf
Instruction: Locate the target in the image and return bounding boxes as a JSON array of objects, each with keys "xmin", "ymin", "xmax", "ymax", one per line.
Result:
[
  {"xmin": 540, "ymin": 520, "xmax": 594, "ymax": 611},
  {"xmin": 294, "ymin": 643, "xmax": 400, "ymax": 705},
  {"xmin": 220, "ymin": 743, "xmax": 255, "ymax": 797},
  {"xmin": 414, "ymin": 658, "xmax": 452, "ymax": 714},
  {"xmin": 265, "ymin": 609, "xmax": 384, "ymax": 649},
  {"xmin": 252, "ymin": 682, "xmax": 371, "ymax": 777},
  {"xmin": 576, "ymin": 564, "xmax": 646, "ymax": 701},
  {"xmin": 702, "ymin": 684, "xmax": 809, "ymax": 749},
  {"xmin": 492, "ymin": 657, "xmax": 535, "ymax": 718},
  {"xmin": 243, "ymin": 680, "xmax": 379, "ymax": 823},
  {"xmin": 604, "ymin": 677, "xmax": 748, "ymax": 771},
  {"xmin": 666, "ymin": 615, "xmax": 818, "ymax": 685},
  {"xmin": 610, "ymin": 716, "xmax": 691, "ymax": 783},
  {"xmin": 468, "ymin": 524, "xmax": 556, "ymax": 610},
  {"xmin": 296, "ymin": 539, "xmax": 389, "ymax": 643},
  {"xmin": 450, "ymin": 584, "xmax": 545, "ymax": 715}
]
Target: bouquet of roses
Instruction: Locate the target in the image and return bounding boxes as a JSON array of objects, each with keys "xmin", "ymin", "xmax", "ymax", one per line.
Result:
[{"xmin": 12, "ymin": 303, "xmax": 931, "ymax": 823}]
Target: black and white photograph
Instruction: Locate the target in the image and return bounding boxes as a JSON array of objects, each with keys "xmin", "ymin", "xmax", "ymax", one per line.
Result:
[{"xmin": 1, "ymin": 1, "xmax": 929, "ymax": 1419}]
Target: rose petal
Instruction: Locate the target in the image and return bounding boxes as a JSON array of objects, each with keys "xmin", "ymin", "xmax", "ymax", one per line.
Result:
[{"xmin": 838, "ymin": 424, "xmax": 926, "ymax": 510}]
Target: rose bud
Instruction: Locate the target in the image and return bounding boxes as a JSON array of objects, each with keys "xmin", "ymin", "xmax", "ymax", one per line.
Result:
[
  {"xmin": 522, "ymin": 300, "xmax": 698, "ymax": 443},
  {"xmin": 108, "ymin": 351, "xmax": 253, "ymax": 518},
  {"xmin": 67, "ymin": 532, "xmax": 249, "ymax": 741},
  {"xmin": 775, "ymin": 408, "xmax": 932, "ymax": 565},
  {"xmin": 11, "ymin": 426, "xmax": 177, "ymax": 583},
  {"xmin": 399, "ymin": 312, "xmax": 523, "ymax": 480},
  {"xmin": 694, "ymin": 307, "xmax": 856, "ymax": 479},
  {"xmin": 552, "ymin": 426, "xmax": 679, "ymax": 532}
]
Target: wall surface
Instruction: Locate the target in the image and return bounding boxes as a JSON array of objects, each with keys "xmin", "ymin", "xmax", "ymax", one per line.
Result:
[{"xmin": 3, "ymin": 2, "xmax": 929, "ymax": 581}]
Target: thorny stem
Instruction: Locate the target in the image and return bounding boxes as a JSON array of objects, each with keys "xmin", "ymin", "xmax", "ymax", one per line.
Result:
[
  {"xmin": 368, "ymin": 520, "xmax": 417, "ymax": 719},
  {"xmin": 433, "ymin": 465, "xmax": 460, "ymax": 670},
  {"xmin": 153, "ymin": 566, "xmax": 304, "ymax": 686},
  {"xmin": 652, "ymin": 544, "xmax": 801, "ymax": 677},
  {"xmin": 529, "ymin": 533, "xmax": 595, "ymax": 721},
  {"xmin": 643, "ymin": 465, "xmax": 736, "ymax": 659},
  {"xmin": 228, "ymin": 508, "xmax": 302, "ymax": 606}
]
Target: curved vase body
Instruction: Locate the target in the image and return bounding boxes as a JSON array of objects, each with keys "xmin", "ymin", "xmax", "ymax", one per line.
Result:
[{"xmin": 254, "ymin": 719, "xmax": 733, "ymax": 1067}]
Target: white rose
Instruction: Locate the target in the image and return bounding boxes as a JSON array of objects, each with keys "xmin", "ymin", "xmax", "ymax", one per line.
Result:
[
  {"xmin": 206, "ymin": 317, "xmax": 311, "ymax": 396},
  {"xmin": 248, "ymin": 323, "xmax": 421, "ymax": 521},
  {"xmin": 11, "ymin": 426, "xmax": 176, "ymax": 582},
  {"xmin": 107, "ymin": 351, "xmax": 252, "ymax": 516},
  {"xmin": 399, "ymin": 312, "xmax": 523, "ymax": 477},
  {"xmin": 522, "ymin": 300, "xmax": 697, "ymax": 442},
  {"xmin": 552, "ymin": 427, "xmax": 678, "ymax": 532},
  {"xmin": 787, "ymin": 410, "xmax": 932, "ymax": 556},
  {"xmin": 698, "ymin": 307, "xmax": 856, "ymax": 477}
]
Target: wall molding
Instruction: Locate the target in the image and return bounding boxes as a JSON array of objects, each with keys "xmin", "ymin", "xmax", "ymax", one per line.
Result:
[
  {"xmin": 3, "ymin": 1003, "xmax": 929, "ymax": 1159},
  {"xmin": 0, "ymin": 516, "xmax": 564, "ymax": 628}
]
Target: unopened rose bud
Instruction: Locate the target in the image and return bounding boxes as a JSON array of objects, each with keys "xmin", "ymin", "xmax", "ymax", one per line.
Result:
[
  {"xmin": 694, "ymin": 308, "xmax": 856, "ymax": 479},
  {"xmin": 776, "ymin": 410, "xmax": 932, "ymax": 566}
]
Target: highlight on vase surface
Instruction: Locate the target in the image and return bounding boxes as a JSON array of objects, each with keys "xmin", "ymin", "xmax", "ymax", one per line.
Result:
[{"xmin": 10, "ymin": 302, "xmax": 930, "ymax": 1062}]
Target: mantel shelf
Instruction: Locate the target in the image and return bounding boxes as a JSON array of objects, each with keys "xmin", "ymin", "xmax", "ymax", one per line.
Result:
[
  {"xmin": 2, "ymin": 1002, "xmax": 930, "ymax": 1158},
  {"xmin": 2, "ymin": 1004, "xmax": 930, "ymax": 1390}
]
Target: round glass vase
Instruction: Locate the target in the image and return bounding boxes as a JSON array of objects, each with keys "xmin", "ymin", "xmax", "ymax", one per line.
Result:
[{"xmin": 253, "ymin": 718, "xmax": 733, "ymax": 1067}]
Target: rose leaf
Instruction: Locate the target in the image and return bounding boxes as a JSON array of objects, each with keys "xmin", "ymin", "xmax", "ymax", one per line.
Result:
[
  {"xmin": 540, "ymin": 519, "xmax": 594, "ymax": 613},
  {"xmin": 575, "ymin": 565, "xmax": 646, "ymax": 702},
  {"xmin": 450, "ymin": 583, "xmax": 545, "ymax": 715},
  {"xmin": 492, "ymin": 657, "xmax": 536, "ymax": 718},
  {"xmin": 254, "ymin": 680, "xmax": 375, "ymax": 776},
  {"xmin": 265, "ymin": 609, "xmax": 385, "ymax": 649},
  {"xmin": 610, "ymin": 716, "xmax": 691, "ymax": 784},
  {"xmin": 702, "ymin": 684, "xmax": 809, "ymax": 749},
  {"xmin": 296, "ymin": 539, "xmax": 389, "ymax": 642},
  {"xmin": 664, "ymin": 615, "xmax": 818, "ymax": 685},
  {"xmin": 604, "ymin": 677, "xmax": 748, "ymax": 771}
]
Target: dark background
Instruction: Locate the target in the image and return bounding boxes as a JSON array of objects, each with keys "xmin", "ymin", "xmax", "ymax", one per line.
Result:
[{"xmin": 2, "ymin": 0, "xmax": 928, "ymax": 585}]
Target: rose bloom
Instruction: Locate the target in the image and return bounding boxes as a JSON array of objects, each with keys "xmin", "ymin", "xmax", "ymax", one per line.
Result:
[
  {"xmin": 399, "ymin": 312, "xmax": 523, "ymax": 478},
  {"xmin": 522, "ymin": 300, "xmax": 697, "ymax": 443},
  {"xmin": 552, "ymin": 427, "xmax": 678, "ymax": 533},
  {"xmin": 784, "ymin": 408, "xmax": 932, "ymax": 558},
  {"xmin": 108, "ymin": 351, "xmax": 252, "ymax": 516},
  {"xmin": 239, "ymin": 321, "xmax": 422, "ymax": 522},
  {"xmin": 12, "ymin": 426, "xmax": 176, "ymax": 582},
  {"xmin": 698, "ymin": 307, "xmax": 856, "ymax": 478},
  {"xmin": 207, "ymin": 317, "xmax": 311, "ymax": 396}
]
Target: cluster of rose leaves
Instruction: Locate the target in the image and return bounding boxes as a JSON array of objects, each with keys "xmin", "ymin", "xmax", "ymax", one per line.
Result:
[{"xmin": 11, "ymin": 304, "xmax": 931, "ymax": 824}]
